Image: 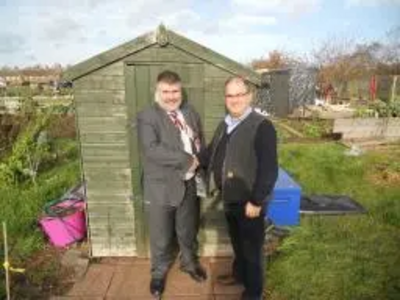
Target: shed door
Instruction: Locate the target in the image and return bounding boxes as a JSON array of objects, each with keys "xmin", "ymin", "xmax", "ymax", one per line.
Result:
[
  {"xmin": 125, "ymin": 63, "xmax": 204, "ymax": 257},
  {"xmin": 270, "ymin": 70, "xmax": 290, "ymax": 117}
]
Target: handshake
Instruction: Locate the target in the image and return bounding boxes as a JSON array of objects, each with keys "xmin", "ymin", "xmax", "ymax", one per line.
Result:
[{"xmin": 188, "ymin": 155, "xmax": 200, "ymax": 173}]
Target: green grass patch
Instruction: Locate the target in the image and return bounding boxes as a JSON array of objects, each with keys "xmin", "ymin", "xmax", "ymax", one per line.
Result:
[
  {"xmin": 268, "ymin": 143, "xmax": 400, "ymax": 300},
  {"xmin": 278, "ymin": 119, "xmax": 333, "ymax": 140},
  {"xmin": 0, "ymin": 159, "xmax": 80, "ymax": 255}
]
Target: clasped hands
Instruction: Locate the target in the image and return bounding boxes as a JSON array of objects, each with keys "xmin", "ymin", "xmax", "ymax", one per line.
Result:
[
  {"xmin": 188, "ymin": 156, "xmax": 262, "ymax": 218},
  {"xmin": 188, "ymin": 155, "xmax": 200, "ymax": 173}
]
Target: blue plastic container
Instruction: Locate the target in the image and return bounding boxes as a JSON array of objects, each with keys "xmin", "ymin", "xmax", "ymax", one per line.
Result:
[{"xmin": 266, "ymin": 168, "xmax": 301, "ymax": 226}]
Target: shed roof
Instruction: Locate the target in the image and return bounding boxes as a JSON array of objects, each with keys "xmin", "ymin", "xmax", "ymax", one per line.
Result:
[{"xmin": 63, "ymin": 24, "xmax": 261, "ymax": 85}]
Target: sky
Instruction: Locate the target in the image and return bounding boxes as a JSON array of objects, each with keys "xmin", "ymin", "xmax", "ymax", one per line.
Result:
[{"xmin": 0, "ymin": 0, "xmax": 399, "ymax": 67}]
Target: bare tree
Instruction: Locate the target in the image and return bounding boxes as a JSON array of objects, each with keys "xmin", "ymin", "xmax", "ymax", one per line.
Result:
[
  {"xmin": 375, "ymin": 26, "xmax": 400, "ymax": 75},
  {"xmin": 252, "ymin": 50, "xmax": 303, "ymax": 70},
  {"xmin": 312, "ymin": 35, "xmax": 389, "ymax": 100}
]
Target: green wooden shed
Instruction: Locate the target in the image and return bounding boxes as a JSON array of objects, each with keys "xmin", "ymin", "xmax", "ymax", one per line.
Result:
[{"xmin": 64, "ymin": 24, "xmax": 262, "ymax": 257}]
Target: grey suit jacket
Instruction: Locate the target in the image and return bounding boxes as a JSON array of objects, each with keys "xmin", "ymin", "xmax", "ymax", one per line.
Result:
[{"xmin": 136, "ymin": 101, "xmax": 205, "ymax": 207}]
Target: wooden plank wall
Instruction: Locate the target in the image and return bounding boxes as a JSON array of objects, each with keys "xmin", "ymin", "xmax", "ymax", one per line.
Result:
[
  {"xmin": 126, "ymin": 45, "xmax": 204, "ymax": 64},
  {"xmin": 202, "ymin": 64, "xmax": 232, "ymax": 256},
  {"xmin": 203, "ymin": 64, "xmax": 228, "ymax": 140},
  {"xmin": 74, "ymin": 61, "xmax": 136, "ymax": 256}
]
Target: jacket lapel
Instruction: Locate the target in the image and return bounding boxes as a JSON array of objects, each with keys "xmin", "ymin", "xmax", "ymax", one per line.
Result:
[
  {"xmin": 154, "ymin": 103, "xmax": 182, "ymax": 149},
  {"xmin": 180, "ymin": 103, "xmax": 198, "ymax": 134}
]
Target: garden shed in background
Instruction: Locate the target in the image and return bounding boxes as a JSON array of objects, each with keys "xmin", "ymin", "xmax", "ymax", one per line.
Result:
[{"xmin": 63, "ymin": 24, "xmax": 268, "ymax": 257}]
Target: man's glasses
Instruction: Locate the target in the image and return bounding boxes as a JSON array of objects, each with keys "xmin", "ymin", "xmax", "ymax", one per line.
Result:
[{"xmin": 225, "ymin": 91, "xmax": 249, "ymax": 99}]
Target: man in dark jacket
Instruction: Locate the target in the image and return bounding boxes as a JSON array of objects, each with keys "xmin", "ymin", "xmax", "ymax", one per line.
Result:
[
  {"xmin": 137, "ymin": 70, "xmax": 207, "ymax": 299},
  {"xmin": 199, "ymin": 76, "xmax": 278, "ymax": 300}
]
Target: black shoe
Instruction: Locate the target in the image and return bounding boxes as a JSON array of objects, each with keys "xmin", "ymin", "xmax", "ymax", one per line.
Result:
[
  {"xmin": 216, "ymin": 273, "xmax": 242, "ymax": 286},
  {"xmin": 150, "ymin": 277, "xmax": 165, "ymax": 298},
  {"xmin": 180, "ymin": 264, "xmax": 208, "ymax": 282}
]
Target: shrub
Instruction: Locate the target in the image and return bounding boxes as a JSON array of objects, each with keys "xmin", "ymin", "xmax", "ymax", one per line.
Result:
[
  {"xmin": 370, "ymin": 100, "xmax": 400, "ymax": 118},
  {"xmin": 0, "ymin": 111, "xmax": 53, "ymax": 186}
]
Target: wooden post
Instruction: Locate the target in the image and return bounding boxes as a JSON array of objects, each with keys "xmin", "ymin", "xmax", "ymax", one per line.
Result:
[
  {"xmin": 2, "ymin": 221, "xmax": 11, "ymax": 300},
  {"xmin": 391, "ymin": 75, "xmax": 398, "ymax": 103}
]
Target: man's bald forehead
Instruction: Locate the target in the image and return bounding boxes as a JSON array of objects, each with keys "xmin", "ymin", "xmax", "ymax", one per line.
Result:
[{"xmin": 225, "ymin": 76, "xmax": 250, "ymax": 92}]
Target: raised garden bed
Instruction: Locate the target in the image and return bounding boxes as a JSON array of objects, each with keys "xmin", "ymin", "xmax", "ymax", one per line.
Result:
[{"xmin": 333, "ymin": 117, "xmax": 400, "ymax": 140}]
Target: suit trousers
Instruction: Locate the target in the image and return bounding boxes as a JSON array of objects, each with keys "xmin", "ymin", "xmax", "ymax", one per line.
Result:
[
  {"xmin": 225, "ymin": 203, "xmax": 265, "ymax": 299},
  {"xmin": 149, "ymin": 178, "xmax": 199, "ymax": 279}
]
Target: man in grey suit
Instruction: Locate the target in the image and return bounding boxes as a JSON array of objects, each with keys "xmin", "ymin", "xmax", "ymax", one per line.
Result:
[{"xmin": 137, "ymin": 70, "xmax": 207, "ymax": 298}]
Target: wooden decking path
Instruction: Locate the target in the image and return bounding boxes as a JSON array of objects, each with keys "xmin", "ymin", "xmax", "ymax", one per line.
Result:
[{"xmin": 50, "ymin": 257, "xmax": 244, "ymax": 300}]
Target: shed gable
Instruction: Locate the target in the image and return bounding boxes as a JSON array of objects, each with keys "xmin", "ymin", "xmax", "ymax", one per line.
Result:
[{"xmin": 64, "ymin": 25, "xmax": 261, "ymax": 85}]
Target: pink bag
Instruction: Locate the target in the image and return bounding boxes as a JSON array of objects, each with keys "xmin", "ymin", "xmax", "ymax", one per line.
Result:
[{"xmin": 39, "ymin": 198, "xmax": 86, "ymax": 247}]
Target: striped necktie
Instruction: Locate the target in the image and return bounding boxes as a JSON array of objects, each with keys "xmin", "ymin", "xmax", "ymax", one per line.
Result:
[
  {"xmin": 169, "ymin": 111, "xmax": 199, "ymax": 154},
  {"xmin": 169, "ymin": 111, "xmax": 184, "ymax": 131}
]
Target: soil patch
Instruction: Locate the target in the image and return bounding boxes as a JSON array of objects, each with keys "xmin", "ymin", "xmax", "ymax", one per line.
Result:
[{"xmin": 9, "ymin": 245, "xmax": 85, "ymax": 300}]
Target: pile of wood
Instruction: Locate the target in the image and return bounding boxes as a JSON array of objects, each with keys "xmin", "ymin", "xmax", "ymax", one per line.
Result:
[{"xmin": 291, "ymin": 104, "xmax": 355, "ymax": 119}]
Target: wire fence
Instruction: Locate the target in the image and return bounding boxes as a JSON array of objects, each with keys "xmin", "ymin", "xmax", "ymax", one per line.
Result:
[{"xmin": 255, "ymin": 67, "xmax": 317, "ymax": 116}]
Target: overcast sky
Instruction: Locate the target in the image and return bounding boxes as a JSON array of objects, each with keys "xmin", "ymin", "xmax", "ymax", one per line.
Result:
[{"xmin": 0, "ymin": 0, "xmax": 399, "ymax": 67}]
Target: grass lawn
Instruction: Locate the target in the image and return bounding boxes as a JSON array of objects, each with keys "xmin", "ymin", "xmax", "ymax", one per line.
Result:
[
  {"xmin": 1, "ymin": 136, "xmax": 399, "ymax": 299},
  {"xmin": 267, "ymin": 142, "xmax": 400, "ymax": 300}
]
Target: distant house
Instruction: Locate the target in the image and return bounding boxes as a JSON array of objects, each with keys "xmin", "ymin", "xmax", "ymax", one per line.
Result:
[
  {"xmin": 255, "ymin": 68, "xmax": 270, "ymax": 74},
  {"xmin": 20, "ymin": 69, "xmax": 60, "ymax": 88},
  {"xmin": 0, "ymin": 76, "xmax": 6, "ymax": 88},
  {"xmin": 0, "ymin": 68, "xmax": 61, "ymax": 88},
  {"xmin": 1, "ymin": 70, "xmax": 22, "ymax": 86}
]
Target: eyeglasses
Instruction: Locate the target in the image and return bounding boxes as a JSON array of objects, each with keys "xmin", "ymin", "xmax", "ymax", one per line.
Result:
[{"xmin": 225, "ymin": 91, "xmax": 249, "ymax": 99}]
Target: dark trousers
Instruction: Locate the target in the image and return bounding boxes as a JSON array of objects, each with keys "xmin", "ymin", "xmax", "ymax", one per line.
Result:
[
  {"xmin": 149, "ymin": 179, "xmax": 199, "ymax": 279},
  {"xmin": 225, "ymin": 203, "xmax": 265, "ymax": 298}
]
